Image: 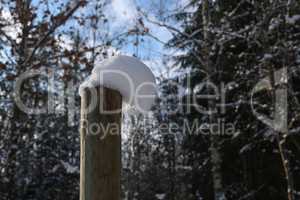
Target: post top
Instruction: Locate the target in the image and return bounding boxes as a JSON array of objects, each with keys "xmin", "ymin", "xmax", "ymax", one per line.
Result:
[{"xmin": 79, "ymin": 55, "xmax": 157, "ymax": 113}]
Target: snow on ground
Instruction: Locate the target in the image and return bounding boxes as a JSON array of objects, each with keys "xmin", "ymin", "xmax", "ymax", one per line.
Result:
[
  {"xmin": 286, "ymin": 14, "xmax": 300, "ymax": 24},
  {"xmin": 61, "ymin": 161, "xmax": 79, "ymax": 174},
  {"xmin": 79, "ymin": 55, "xmax": 157, "ymax": 113},
  {"xmin": 155, "ymin": 193, "xmax": 166, "ymax": 200}
]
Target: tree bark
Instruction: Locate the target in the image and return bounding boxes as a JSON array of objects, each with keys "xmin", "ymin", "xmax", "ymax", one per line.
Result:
[
  {"xmin": 268, "ymin": 65, "xmax": 294, "ymax": 200},
  {"xmin": 202, "ymin": 0, "xmax": 226, "ymax": 199},
  {"xmin": 80, "ymin": 86, "xmax": 122, "ymax": 200}
]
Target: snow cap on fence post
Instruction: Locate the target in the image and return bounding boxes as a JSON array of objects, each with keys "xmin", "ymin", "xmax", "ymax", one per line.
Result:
[{"xmin": 79, "ymin": 55, "xmax": 157, "ymax": 113}]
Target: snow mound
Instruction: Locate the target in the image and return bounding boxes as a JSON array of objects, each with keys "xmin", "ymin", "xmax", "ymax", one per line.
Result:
[
  {"xmin": 79, "ymin": 55, "xmax": 157, "ymax": 113},
  {"xmin": 286, "ymin": 14, "xmax": 300, "ymax": 24},
  {"xmin": 61, "ymin": 161, "xmax": 79, "ymax": 174}
]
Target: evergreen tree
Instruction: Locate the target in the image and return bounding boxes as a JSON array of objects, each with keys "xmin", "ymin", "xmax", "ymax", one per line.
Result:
[{"xmin": 165, "ymin": 0, "xmax": 300, "ymax": 199}]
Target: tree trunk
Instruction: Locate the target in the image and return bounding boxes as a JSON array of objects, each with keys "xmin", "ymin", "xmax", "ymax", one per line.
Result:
[
  {"xmin": 268, "ymin": 65, "xmax": 293, "ymax": 200},
  {"xmin": 80, "ymin": 86, "xmax": 122, "ymax": 200},
  {"xmin": 202, "ymin": 0, "xmax": 226, "ymax": 199}
]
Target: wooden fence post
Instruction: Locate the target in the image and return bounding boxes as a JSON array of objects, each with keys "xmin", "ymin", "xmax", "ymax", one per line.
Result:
[{"xmin": 80, "ymin": 86, "xmax": 122, "ymax": 200}]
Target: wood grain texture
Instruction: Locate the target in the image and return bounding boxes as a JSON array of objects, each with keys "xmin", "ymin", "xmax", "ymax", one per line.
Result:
[{"xmin": 80, "ymin": 86, "xmax": 122, "ymax": 200}]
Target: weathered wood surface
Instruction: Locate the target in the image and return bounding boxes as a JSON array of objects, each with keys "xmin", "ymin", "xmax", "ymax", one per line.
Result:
[{"xmin": 80, "ymin": 86, "xmax": 122, "ymax": 200}]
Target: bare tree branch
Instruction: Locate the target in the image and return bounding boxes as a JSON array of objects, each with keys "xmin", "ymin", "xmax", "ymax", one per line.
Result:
[{"xmin": 22, "ymin": 0, "xmax": 87, "ymax": 67}]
